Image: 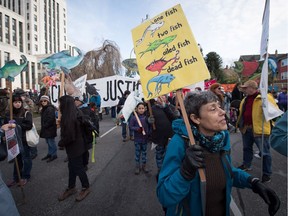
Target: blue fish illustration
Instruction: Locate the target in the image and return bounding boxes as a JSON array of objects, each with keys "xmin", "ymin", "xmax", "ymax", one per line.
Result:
[
  {"xmin": 0, "ymin": 55, "xmax": 28, "ymax": 82},
  {"xmin": 146, "ymin": 74, "xmax": 175, "ymax": 98},
  {"xmin": 40, "ymin": 47, "xmax": 83, "ymax": 72}
]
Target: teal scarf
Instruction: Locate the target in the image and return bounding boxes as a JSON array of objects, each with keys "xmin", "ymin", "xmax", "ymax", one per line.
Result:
[{"xmin": 191, "ymin": 125, "xmax": 225, "ymax": 153}]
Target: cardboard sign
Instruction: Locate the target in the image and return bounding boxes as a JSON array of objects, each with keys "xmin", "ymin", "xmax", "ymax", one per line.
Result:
[
  {"xmin": 5, "ymin": 128, "xmax": 20, "ymax": 161},
  {"xmin": 132, "ymin": 4, "xmax": 210, "ymax": 100}
]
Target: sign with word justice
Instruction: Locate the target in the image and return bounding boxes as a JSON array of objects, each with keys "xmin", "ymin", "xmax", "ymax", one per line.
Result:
[{"xmin": 132, "ymin": 4, "xmax": 210, "ymax": 100}]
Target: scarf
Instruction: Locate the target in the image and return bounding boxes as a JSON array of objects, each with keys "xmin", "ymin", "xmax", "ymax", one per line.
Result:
[{"xmin": 191, "ymin": 125, "xmax": 225, "ymax": 153}]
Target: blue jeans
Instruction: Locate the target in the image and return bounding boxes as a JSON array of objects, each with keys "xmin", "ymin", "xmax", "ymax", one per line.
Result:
[
  {"xmin": 121, "ymin": 118, "xmax": 133, "ymax": 139},
  {"xmin": 155, "ymin": 145, "xmax": 166, "ymax": 169},
  {"xmin": 241, "ymin": 128, "xmax": 272, "ymax": 176},
  {"xmin": 13, "ymin": 145, "xmax": 32, "ymax": 180},
  {"xmin": 45, "ymin": 138, "xmax": 57, "ymax": 157},
  {"xmin": 134, "ymin": 142, "xmax": 148, "ymax": 165},
  {"xmin": 0, "ymin": 173, "xmax": 20, "ymax": 216}
]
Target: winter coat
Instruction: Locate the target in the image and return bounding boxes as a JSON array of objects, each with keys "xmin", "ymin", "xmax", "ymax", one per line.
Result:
[
  {"xmin": 5, "ymin": 110, "xmax": 33, "ymax": 146},
  {"xmin": 129, "ymin": 113, "xmax": 150, "ymax": 143},
  {"xmin": 40, "ymin": 104, "xmax": 57, "ymax": 138},
  {"xmin": 60, "ymin": 111, "xmax": 86, "ymax": 159},
  {"xmin": 157, "ymin": 119, "xmax": 251, "ymax": 216},
  {"xmin": 150, "ymin": 104, "xmax": 179, "ymax": 146},
  {"xmin": 237, "ymin": 93, "xmax": 278, "ymax": 136}
]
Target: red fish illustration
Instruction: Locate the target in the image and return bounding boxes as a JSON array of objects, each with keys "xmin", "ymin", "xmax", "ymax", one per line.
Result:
[{"xmin": 145, "ymin": 50, "xmax": 179, "ymax": 75}]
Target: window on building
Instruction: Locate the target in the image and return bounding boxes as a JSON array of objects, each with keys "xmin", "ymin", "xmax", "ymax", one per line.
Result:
[
  {"xmin": 35, "ymin": 44, "xmax": 38, "ymax": 51},
  {"xmin": 28, "ymin": 43, "xmax": 30, "ymax": 50},
  {"xmin": 4, "ymin": 52, "xmax": 10, "ymax": 63},
  {"xmin": 18, "ymin": 0, "xmax": 22, "ymax": 15},
  {"xmin": 27, "ymin": 3, "xmax": 29, "ymax": 9},
  {"xmin": 27, "ymin": 33, "xmax": 30, "ymax": 40},
  {"xmin": 12, "ymin": 0, "xmax": 16, "ymax": 12},
  {"xmin": 34, "ymin": 4, "xmax": 37, "ymax": 12},
  {"xmin": 0, "ymin": 12, "xmax": 2, "ymax": 42},
  {"xmin": 19, "ymin": 21, "xmax": 23, "ymax": 52},
  {"xmin": 34, "ymin": 15, "xmax": 37, "ymax": 22},
  {"xmin": 27, "ymin": 13, "xmax": 29, "ymax": 20},
  {"xmin": 12, "ymin": 18, "xmax": 17, "ymax": 46},
  {"xmin": 5, "ymin": 15, "xmax": 10, "ymax": 44},
  {"xmin": 34, "ymin": 24, "xmax": 37, "ymax": 31},
  {"xmin": 281, "ymin": 59, "xmax": 288, "ymax": 67},
  {"xmin": 27, "ymin": 23, "xmax": 29, "ymax": 30},
  {"xmin": 34, "ymin": 34, "xmax": 37, "ymax": 41}
]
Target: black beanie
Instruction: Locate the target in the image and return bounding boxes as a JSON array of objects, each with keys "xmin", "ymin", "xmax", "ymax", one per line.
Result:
[{"xmin": 12, "ymin": 94, "xmax": 23, "ymax": 102}]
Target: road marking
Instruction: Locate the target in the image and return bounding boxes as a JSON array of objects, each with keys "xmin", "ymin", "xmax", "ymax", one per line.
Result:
[
  {"xmin": 100, "ymin": 126, "xmax": 118, "ymax": 138},
  {"xmin": 230, "ymin": 196, "xmax": 242, "ymax": 216}
]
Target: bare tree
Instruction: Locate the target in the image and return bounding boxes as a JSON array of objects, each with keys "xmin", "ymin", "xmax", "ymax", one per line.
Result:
[{"xmin": 70, "ymin": 40, "xmax": 122, "ymax": 80}]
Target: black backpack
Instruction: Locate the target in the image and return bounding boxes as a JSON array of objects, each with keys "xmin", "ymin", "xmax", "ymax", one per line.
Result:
[{"xmin": 78, "ymin": 114, "xmax": 98, "ymax": 145}]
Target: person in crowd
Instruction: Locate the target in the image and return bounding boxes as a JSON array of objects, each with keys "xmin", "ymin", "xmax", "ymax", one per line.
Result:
[
  {"xmin": 270, "ymin": 111, "xmax": 287, "ymax": 157},
  {"xmin": 157, "ymin": 91, "xmax": 280, "ymax": 216},
  {"xmin": 39, "ymin": 95, "xmax": 58, "ymax": 162},
  {"xmin": 150, "ymin": 95, "xmax": 180, "ymax": 174},
  {"xmin": 74, "ymin": 96, "xmax": 99, "ymax": 171},
  {"xmin": 129, "ymin": 102, "xmax": 151, "ymax": 174},
  {"xmin": 89, "ymin": 91, "xmax": 101, "ymax": 120},
  {"xmin": 209, "ymin": 83, "xmax": 224, "ymax": 107},
  {"xmin": 117, "ymin": 90, "xmax": 133, "ymax": 142},
  {"xmin": 231, "ymin": 83, "xmax": 244, "ymax": 102},
  {"xmin": 5, "ymin": 94, "xmax": 33, "ymax": 187},
  {"xmin": 0, "ymin": 172, "xmax": 20, "ymax": 216},
  {"xmin": 58, "ymin": 95, "xmax": 90, "ymax": 202},
  {"xmin": 277, "ymin": 87, "xmax": 287, "ymax": 112},
  {"xmin": 14, "ymin": 89, "xmax": 38, "ymax": 159},
  {"xmin": 236, "ymin": 80, "xmax": 277, "ymax": 183}
]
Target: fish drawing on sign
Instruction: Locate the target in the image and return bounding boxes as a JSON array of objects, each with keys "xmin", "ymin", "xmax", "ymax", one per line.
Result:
[
  {"xmin": 40, "ymin": 47, "xmax": 83, "ymax": 71},
  {"xmin": 0, "ymin": 55, "xmax": 28, "ymax": 82},
  {"xmin": 136, "ymin": 21, "xmax": 165, "ymax": 47},
  {"xmin": 139, "ymin": 35, "xmax": 177, "ymax": 58},
  {"xmin": 146, "ymin": 50, "xmax": 180, "ymax": 75},
  {"xmin": 146, "ymin": 74, "xmax": 175, "ymax": 98}
]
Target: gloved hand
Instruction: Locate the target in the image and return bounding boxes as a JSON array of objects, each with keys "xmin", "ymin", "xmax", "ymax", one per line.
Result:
[
  {"xmin": 148, "ymin": 116, "xmax": 155, "ymax": 124},
  {"xmin": 250, "ymin": 178, "xmax": 280, "ymax": 216},
  {"xmin": 180, "ymin": 144, "xmax": 205, "ymax": 181},
  {"xmin": 137, "ymin": 127, "xmax": 143, "ymax": 133}
]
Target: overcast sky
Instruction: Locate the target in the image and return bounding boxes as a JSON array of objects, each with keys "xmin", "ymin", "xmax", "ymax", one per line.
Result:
[{"xmin": 66, "ymin": 0, "xmax": 288, "ymax": 67}]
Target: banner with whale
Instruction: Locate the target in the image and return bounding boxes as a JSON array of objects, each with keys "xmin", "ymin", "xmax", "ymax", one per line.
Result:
[{"xmin": 132, "ymin": 4, "xmax": 210, "ymax": 100}]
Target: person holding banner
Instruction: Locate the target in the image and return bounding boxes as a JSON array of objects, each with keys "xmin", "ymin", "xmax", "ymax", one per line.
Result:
[
  {"xmin": 237, "ymin": 80, "xmax": 277, "ymax": 183},
  {"xmin": 129, "ymin": 102, "xmax": 151, "ymax": 174},
  {"xmin": 157, "ymin": 91, "xmax": 280, "ymax": 216},
  {"xmin": 5, "ymin": 94, "xmax": 33, "ymax": 187}
]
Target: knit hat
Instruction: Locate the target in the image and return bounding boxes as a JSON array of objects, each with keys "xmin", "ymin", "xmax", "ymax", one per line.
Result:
[
  {"xmin": 40, "ymin": 95, "xmax": 50, "ymax": 102},
  {"xmin": 12, "ymin": 94, "xmax": 23, "ymax": 102},
  {"xmin": 239, "ymin": 80, "xmax": 258, "ymax": 89}
]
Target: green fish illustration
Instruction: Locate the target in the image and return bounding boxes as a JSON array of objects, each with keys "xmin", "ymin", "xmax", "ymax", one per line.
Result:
[
  {"xmin": 139, "ymin": 35, "xmax": 177, "ymax": 58},
  {"xmin": 0, "ymin": 55, "xmax": 28, "ymax": 82}
]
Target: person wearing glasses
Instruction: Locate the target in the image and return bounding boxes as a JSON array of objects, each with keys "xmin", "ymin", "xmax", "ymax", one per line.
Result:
[
  {"xmin": 157, "ymin": 91, "xmax": 280, "ymax": 216},
  {"xmin": 39, "ymin": 95, "xmax": 58, "ymax": 162}
]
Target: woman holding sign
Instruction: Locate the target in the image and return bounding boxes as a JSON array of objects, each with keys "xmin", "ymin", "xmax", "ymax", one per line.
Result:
[{"xmin": 157, "ymin": 91, "xmax": 280, "ymax": 216}]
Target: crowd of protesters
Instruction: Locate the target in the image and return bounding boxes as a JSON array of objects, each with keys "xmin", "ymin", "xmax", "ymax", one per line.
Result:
[{"xmin": 0, "ymin": 81, "xmax": 286, "ymax": 215}]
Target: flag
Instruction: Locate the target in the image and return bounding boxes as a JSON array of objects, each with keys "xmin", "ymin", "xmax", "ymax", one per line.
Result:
[
  {"xmin": 259, "ymin": 0, "xmax": 283, "ymax": 121},
  {"xmin": 260, "ymin": 0, "xmax": 270, "ymax": 60}
]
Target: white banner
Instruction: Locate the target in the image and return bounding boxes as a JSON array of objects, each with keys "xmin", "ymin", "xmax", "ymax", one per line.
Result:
[
  {"xmin": 50, "ymin": 75, "xmax": 140, "ymax": 108},
  {"xmin": 260, "ymin": 0, "xmax": 270, "ymax": 60}
]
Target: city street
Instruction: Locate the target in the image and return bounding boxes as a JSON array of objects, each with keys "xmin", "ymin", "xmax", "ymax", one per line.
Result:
[{"xmin": 0, "ymin": 114, "xmax": 287, "ymax": 216}]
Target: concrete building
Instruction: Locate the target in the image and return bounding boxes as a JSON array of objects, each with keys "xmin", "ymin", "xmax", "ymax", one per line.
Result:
[{"xmin": 0, "ymin": 0, "xmax": 68, "ymax": 91}]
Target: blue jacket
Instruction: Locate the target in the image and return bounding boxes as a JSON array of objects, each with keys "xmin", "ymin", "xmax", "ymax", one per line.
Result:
[
  {"xmin": 270, "ymin": 111, "xmax": 287, "ymax": 156},
  {"xmin": 157, "ymin": 119, "xmax": 252, "ymax": 216}
]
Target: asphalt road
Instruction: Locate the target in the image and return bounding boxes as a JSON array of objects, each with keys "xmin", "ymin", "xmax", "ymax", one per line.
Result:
[{"xmin": 0, "ymin": 114, "xmax": 287, "ymax": 216}]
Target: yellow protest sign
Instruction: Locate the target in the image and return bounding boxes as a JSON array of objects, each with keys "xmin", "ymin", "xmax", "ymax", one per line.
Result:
[{"xmin": 132, "ymin": 4, "xmax": 210, "ymax": 100}]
